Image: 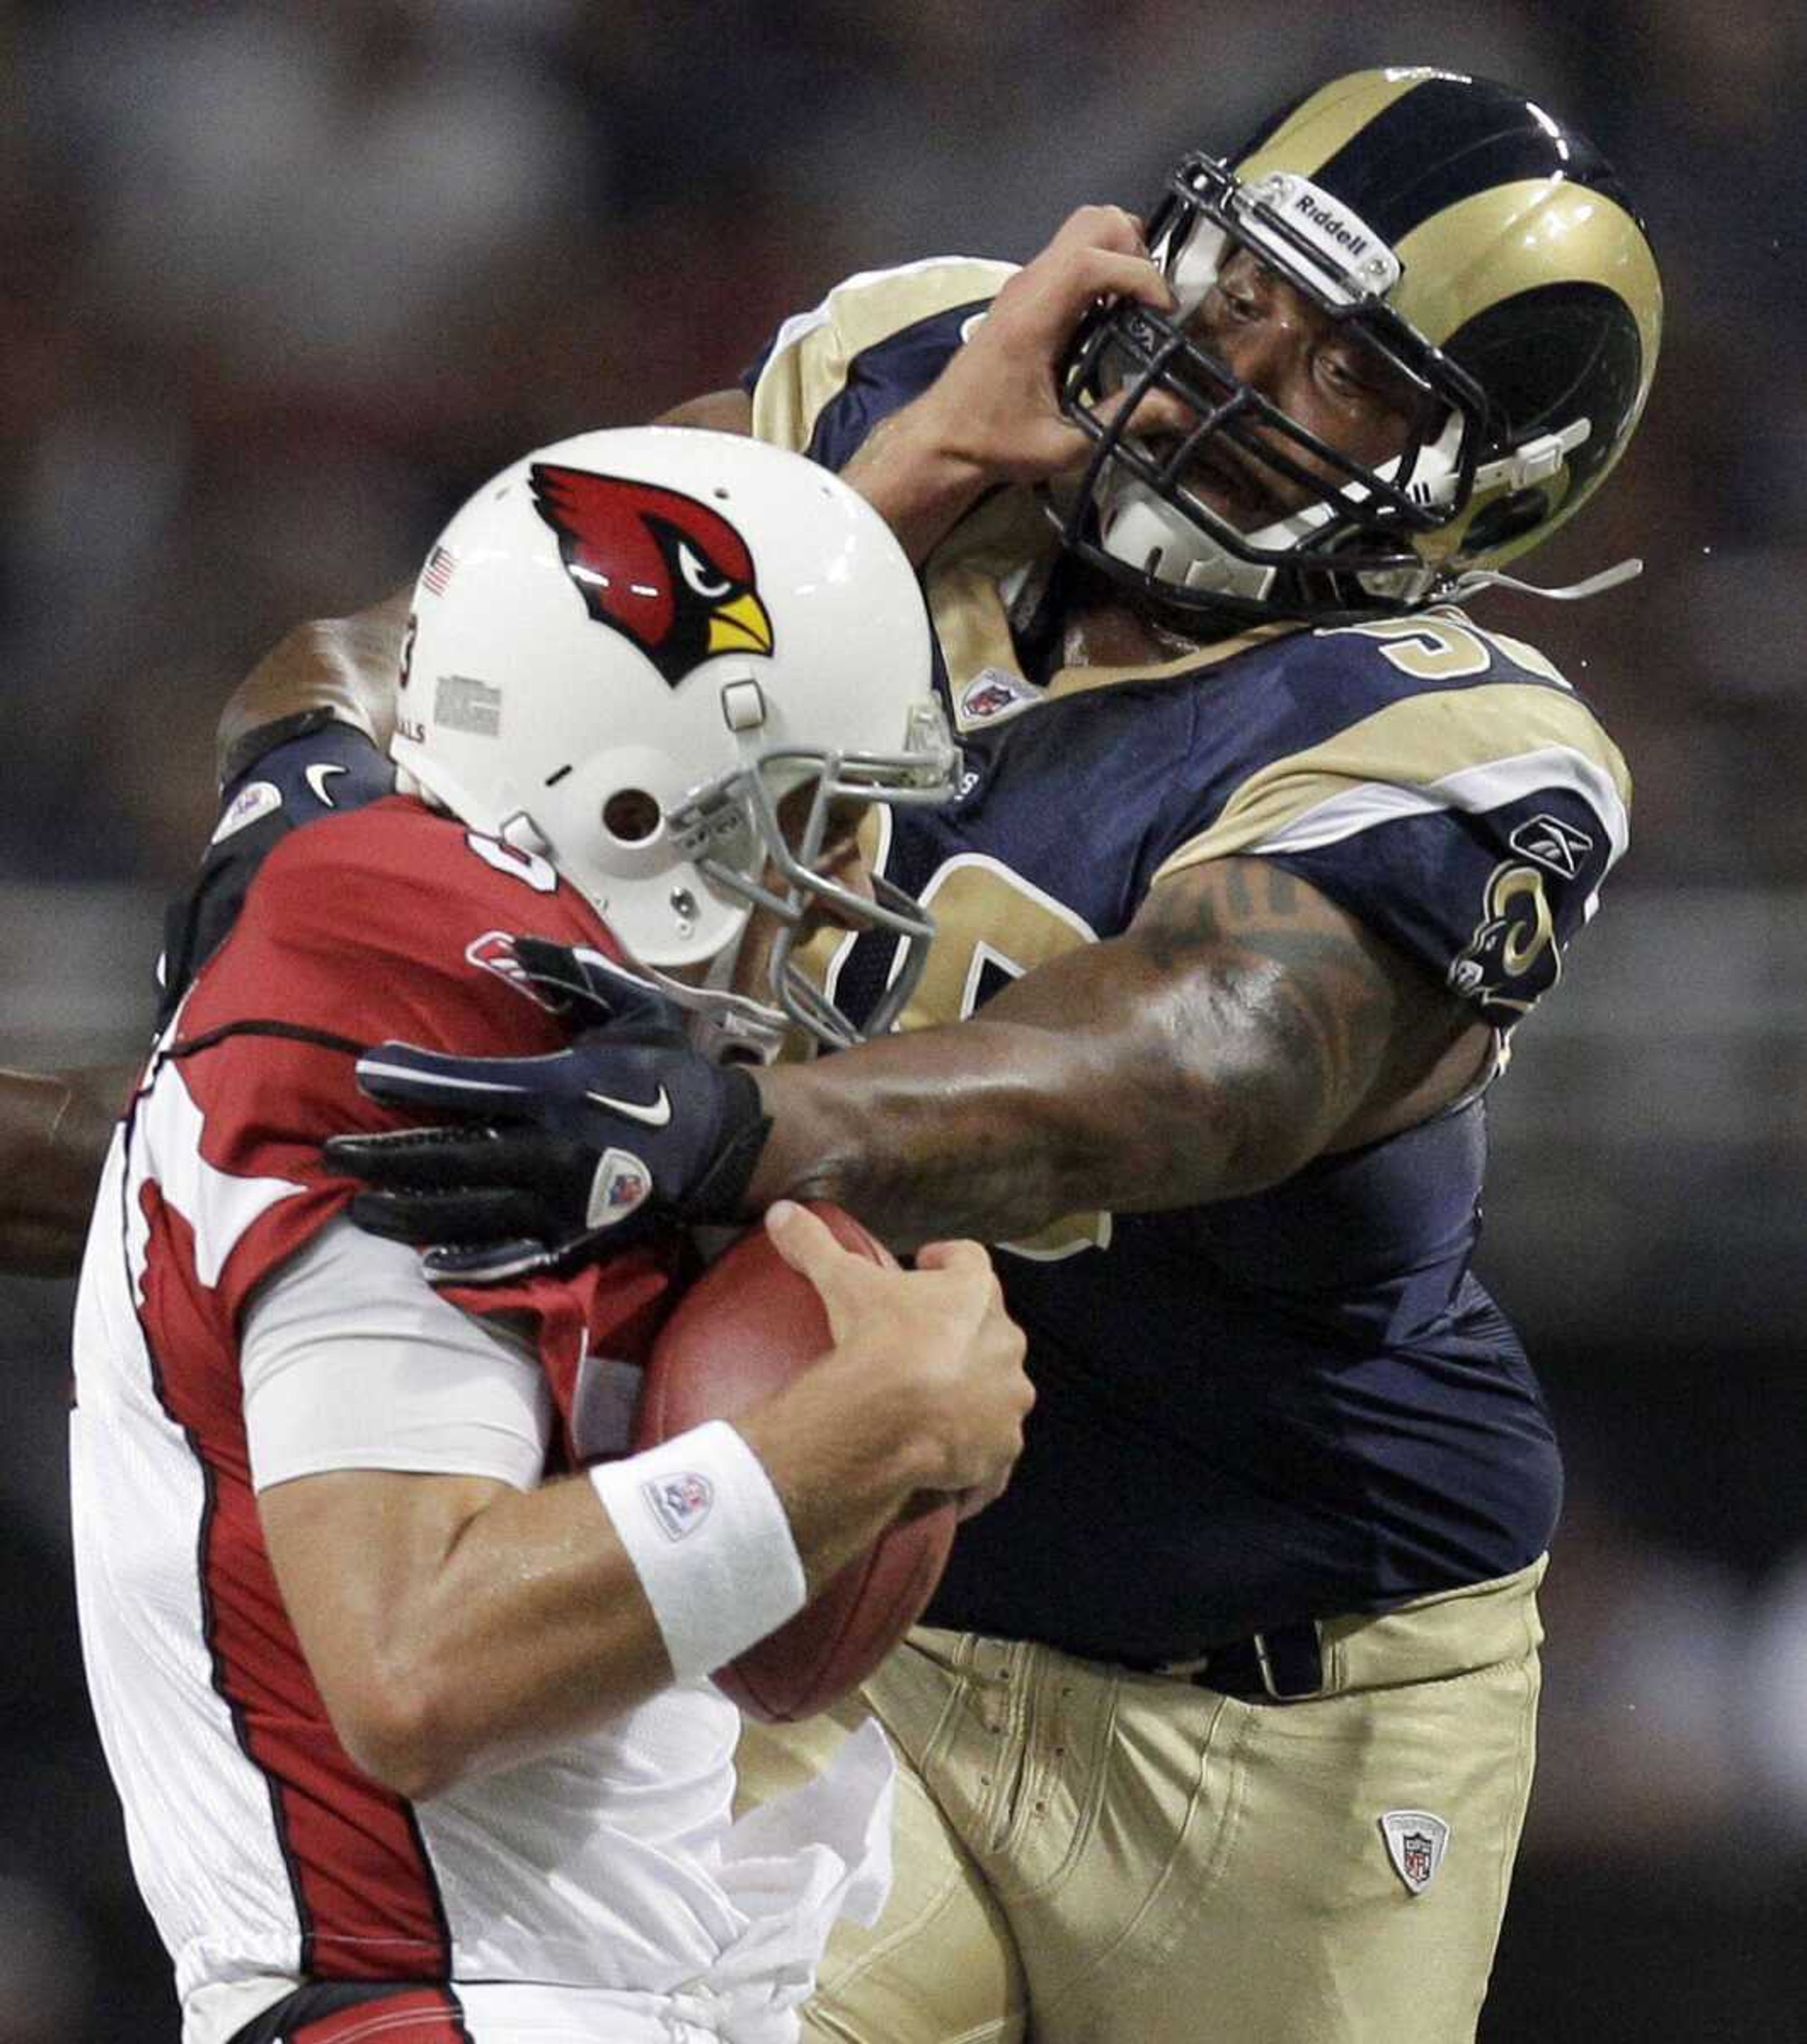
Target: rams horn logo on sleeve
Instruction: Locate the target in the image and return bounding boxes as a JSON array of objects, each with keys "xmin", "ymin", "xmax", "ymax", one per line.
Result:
[
  {"xmin": 1448, "ymin": 862, "xmax": 1557, "ymax": 1014},
  {"xmin": 529, "ymin": 463, "xmax": 775, "ymax": 687}
]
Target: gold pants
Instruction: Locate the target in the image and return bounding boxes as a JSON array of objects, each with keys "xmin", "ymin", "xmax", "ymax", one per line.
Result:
[{"xmin": 736, "ymin": 1557, "xmax": 1546, "ymax": 2044}]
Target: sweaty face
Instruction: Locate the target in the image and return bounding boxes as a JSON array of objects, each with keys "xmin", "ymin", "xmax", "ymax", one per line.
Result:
[
  {"xmin": 1161, "ymin": 248, "xmax": 1436, "ymax": 531},
  {"xmin": 727, "ymin": 785, "xmax": 875, "ymax": 1009},
  {"xmin": 768, "ymin": 785, "xmax": 873, "ymax": 922}
]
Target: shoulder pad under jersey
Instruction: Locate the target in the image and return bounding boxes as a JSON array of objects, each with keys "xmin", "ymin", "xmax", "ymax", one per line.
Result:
[
  {"xmin": 744, "ymin": 256, "xmax": 1015, "ymax": 468},
  {"xmin": 156, "ymin": 718, "xmax": 394, "ymax": 1028}
]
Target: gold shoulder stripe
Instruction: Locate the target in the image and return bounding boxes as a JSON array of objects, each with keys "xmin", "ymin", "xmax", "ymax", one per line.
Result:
[
  {"xmin": 748, "ymin": 257, "xmax": 1016, "ymax": 457},
  {"xmin": 1152, "ymin": 681, "xmax": 1631, "ymax": 883},
  {"xmin": 1044, "ymin": 622, "xmax": 1301, "ymax": 699},
  {"xmin": 926, "ymin": 491, "xmax": 1058, "ymax": 704},
  {"xmin": 1236, "ymin": 69, "xmax": 1430, "ymax": 182}
]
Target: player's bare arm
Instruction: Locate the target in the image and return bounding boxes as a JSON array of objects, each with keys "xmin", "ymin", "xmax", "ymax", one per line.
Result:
[
  {"xmin": 258, "ymin": 1202, "xmax": 1028, "ymax": 1802},
  {"xmin": 0, "ymin": 1064, "xmax": 132, "ymax": 1276},
  {"xmin": 205, "ymin": 214, "xmax": 1169, "ymax": 780},
  {"xmin": 333, "ymin": 859, "xmax": 1491, "ymax": 1265},
  {"xmin": 750, "ymin": 857, "xmax": 1490, "ymax": 1248},
  {"xmin": 637, "ymin": 219, "xmax": 1183, "ymax": 570},
  {"xmin": 215, "ymin": 589, "xmax": 412, "ymax": 779},
  {"xmin": 656, "ymin": 387, "xmax": 756, "ymax": 435},
  {"xmin": 204, "ymin": 214, "xmax": 1172, "ymax": 784}
]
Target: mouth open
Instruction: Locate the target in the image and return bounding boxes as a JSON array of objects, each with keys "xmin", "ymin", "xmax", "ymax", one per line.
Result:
[{"xmin": 1161, "ymin": 436, "xmax": 1287, "ymax": 530}]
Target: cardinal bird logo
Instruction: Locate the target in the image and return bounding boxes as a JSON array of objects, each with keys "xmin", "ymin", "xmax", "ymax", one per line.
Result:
[{"xmin": 529, "ymin": 462, "xmax": 775, "ymax": 687}]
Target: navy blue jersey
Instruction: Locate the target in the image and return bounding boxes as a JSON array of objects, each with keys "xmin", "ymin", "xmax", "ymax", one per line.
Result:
[
  {"xmin": 812, "ymin": 646, "xmax": 1605, "ymax": 1656},
  {"xmin": 192, "ymin": 695, "xmax": 1581, "ymax": 1660},
  {"xmin": 750, "ymin": 260, "xmax": 1632, "ymax": 1657},
  {"xmin": 169, "ymin": 257, "xmax": 1631, "ymax": 1664}
]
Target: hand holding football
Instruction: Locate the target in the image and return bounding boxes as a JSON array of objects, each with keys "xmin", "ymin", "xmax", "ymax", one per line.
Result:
[{"xmin": 635, "ymin": 1200, "xmax": 957, "ymax": 1721}]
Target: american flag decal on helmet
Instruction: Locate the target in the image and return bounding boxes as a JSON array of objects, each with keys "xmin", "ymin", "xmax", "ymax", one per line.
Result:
[{"xmin": 422, "ymin": 545, "xmax": 456, "ymax": 597}]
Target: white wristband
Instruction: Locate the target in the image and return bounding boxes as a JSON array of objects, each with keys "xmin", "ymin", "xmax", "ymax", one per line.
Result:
[{"xmin": 590, "ymin": 1421, "xmax": 808, "ymax": 1683}]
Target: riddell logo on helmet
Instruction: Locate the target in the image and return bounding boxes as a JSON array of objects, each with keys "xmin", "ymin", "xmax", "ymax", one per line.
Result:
[{"xmin": 1291, "ymin": 192, "xmax": 1370, "ymax": 257}]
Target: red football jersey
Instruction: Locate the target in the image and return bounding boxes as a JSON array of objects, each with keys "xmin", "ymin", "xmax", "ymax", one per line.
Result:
[
  {"xmin": 72, "ymin": 795, "xmax": 690, "ymax": 2004},
  {"xmin": 160, "ymin": 793, "xmax": 679, "ymax": 1422}
]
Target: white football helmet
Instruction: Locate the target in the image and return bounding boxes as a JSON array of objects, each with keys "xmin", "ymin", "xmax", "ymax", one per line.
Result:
[{"xmin": 393, "ymin": 427, "xmax": 959, "ymax": 1049}]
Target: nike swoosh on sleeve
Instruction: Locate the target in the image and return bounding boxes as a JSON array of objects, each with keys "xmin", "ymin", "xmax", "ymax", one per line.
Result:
[{"xmin": 305, "ymin": 762, "xmax": 348, "ymax": 807}]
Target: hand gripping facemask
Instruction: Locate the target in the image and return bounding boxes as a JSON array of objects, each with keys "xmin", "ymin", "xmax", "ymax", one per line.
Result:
[{"xmin": 1052, "ymin": 68, "xmax": 1662, "ymax": 627}]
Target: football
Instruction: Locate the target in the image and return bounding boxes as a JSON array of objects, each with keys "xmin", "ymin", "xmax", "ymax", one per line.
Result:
[{"xmin": 635, "ymin": 1200, "xmax": 957, "ymax": 1721}]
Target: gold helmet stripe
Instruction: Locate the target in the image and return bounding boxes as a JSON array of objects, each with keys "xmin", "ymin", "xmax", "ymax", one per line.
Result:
[
  {"xmin": 1393, "ymin": 179, "xmax": 1662, "ymax": 567},
  {"xmin": 1234, "ymin": 68, "xmax": 1444, "ymax": 184},
  {"xmin": 1393, "ymin": 179, "xmax": 1663, "ymax": 378}
]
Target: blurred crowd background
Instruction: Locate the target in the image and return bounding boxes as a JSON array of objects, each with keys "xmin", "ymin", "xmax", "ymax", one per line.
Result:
[{"xmin": 2, "ymin": 2, "xmax": 1803, "ymax": 2037}]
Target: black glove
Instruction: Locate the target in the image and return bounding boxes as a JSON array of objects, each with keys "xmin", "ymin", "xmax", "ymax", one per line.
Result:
[{"xmin": 324, "ymin": 943, "xmax": 771, "ymax": 1283}]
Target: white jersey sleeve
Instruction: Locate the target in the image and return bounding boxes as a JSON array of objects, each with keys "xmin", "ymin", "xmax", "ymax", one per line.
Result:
[{"xmin": 240, "ymin": 1217, "xmax": 552, "ymax": 1491}]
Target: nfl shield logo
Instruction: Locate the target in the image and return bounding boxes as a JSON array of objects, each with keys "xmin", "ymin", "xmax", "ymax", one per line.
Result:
[
  {"xmin": 958, "ymin": 667, "xmax": 1036, "ymax": 728},
  {"xmin": 586, "ymin": 1148, "xmax": 651, "ymax": 1227},
  {"xmin": 963, "ymin": 679, "xmax": 1018, "ymax": 718},
  {"xmin": 644, "ymin": 1470, "xmax": 714, "ymax": 1540},
  {"xmin": 1379, "ymin": 1809, "xmax": 1450, "ymax": 1895}
]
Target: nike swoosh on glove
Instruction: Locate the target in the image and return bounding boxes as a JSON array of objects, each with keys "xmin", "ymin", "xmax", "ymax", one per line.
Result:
[{"xmin": 324, "ymin": 947, "xmax": 770, "ymax": 1283}]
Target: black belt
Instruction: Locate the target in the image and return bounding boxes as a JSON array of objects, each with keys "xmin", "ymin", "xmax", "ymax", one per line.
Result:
[
  {"xmin": 1127, "ymin": 1619, "xmax": 1325, "ymax": 1703},
  {"xmin": 228, "ymin": 1980, "xmax": 445, "ymax": 2044}
]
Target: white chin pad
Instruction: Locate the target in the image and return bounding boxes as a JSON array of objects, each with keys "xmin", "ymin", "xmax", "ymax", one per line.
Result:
[{"xmin": 1098, "ymin": 483, "xmax": 1277, "ymax": 602}]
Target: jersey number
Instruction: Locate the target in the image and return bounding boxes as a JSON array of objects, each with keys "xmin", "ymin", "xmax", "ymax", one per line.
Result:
[
  {"xmin": 1332, "ymin": 613, "xmax": 1568, "ymax": 688},
  {"xmin": 904, "ymin": 855, "xmax": 1111, "ymax": 1263},
  {"xmin": 465, "ymin": 831, "xmax": 558, "ymax": 893}
]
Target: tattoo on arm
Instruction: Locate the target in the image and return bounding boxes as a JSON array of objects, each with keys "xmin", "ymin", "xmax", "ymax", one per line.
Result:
[
  {"xmin": 1130, "ymin": 858, "xmax": 1406, "ymax": 1170},
  {"xmin": 752, "ymin": 858, "xmax": 1470, "ymax": 1246}
]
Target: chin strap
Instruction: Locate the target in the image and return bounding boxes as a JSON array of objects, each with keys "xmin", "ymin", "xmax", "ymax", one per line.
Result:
[
  {"xmin": 1437, "ymin": 556, "xmax": 1644, "ymax": 606},
  {"xmin": 537, "ymin": 942, "xmax": 791, "ymax": 1067},
  {"xmin": 648, "ymin": 963, "xmax": 791, "ymax": 1067}
]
